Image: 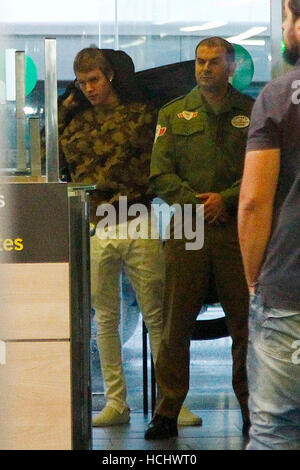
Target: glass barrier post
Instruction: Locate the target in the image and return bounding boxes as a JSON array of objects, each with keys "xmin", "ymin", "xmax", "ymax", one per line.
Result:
[
  {"xmin": 45, "ymin": 38, "xmax": 59, "ymax": 183},
  {"xmin": 15, "ymin": 51, "xmax": 26, "ymax": 173},
  {"xmin": 29, "ymin": 117, "xmax": 41, "ymax": 177}
]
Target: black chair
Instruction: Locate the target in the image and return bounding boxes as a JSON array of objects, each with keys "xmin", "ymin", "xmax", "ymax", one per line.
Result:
[
  {"xmin": 142, "ymin": 274, "xmax": 229, "ymax": 415},
  {"xmin": 191, "ymin": 274, "xmax": 228, "ymax": 340}
]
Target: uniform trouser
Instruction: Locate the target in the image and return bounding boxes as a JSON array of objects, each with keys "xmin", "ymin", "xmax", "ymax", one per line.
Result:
[
  {"xmin": 154, "ymin": 218, "xmax": 249, "ymax": 422},
  {"xmin": 90, "ymin": 217, "xmax": 164, "ymax": 413},
  {"xmin": 247, "ymin": 292, "xmax": 300, "ymax": 450}
]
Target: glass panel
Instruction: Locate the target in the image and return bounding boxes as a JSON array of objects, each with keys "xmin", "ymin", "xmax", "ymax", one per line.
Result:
[
  {"xmin": 98, "ymin": 0, "xmax": 271, "ymax": 88},
  {"xmin": 1, "ymin": 0, "xmax": 100, "ymax": 172},
  {"xmin": 93, "ymin": 0, "xmax": 271, "ymax": 412},
  {"xmin": 1, "ymin": 0, "xmax": 272, "ymax": 413},
  {"xmin": 1, "ymin": 0, "xmax": 271, "ymax": 172}
]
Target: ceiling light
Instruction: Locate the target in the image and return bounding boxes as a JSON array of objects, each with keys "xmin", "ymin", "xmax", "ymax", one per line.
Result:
[
  {"xmin": 120, "ymin": 37, "xmax": 146, "ymax": 48},
  {"xmin": 231, "ymin": 40, "xmax": 265, "ymax": 46},
  {"xmin": 227, "ymin": 26, "xmax": 268, "ymax": 42},
  {"xmin": 180, "ymin": 21, "xmax": 228, "ymax": 32}
]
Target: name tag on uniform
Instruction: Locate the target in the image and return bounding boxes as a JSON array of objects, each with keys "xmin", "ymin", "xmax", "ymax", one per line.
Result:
[
  {"xmin": 231, "ymin": 115, "xmax": 250, "ymax": 128},
  {"xmin": 177, "ymin": 111, "xmax": 198, "ymax": 120}
]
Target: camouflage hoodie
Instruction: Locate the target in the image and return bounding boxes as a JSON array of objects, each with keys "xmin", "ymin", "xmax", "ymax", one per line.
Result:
[{"xmin": 59, "ymin": 100, "xmax": 157, "ymax": 223}]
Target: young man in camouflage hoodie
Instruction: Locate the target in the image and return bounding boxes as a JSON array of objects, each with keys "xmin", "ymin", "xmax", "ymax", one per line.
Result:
[{"xmin": 59, "ymin": 48, "xmax": 200, "ymax": 427}]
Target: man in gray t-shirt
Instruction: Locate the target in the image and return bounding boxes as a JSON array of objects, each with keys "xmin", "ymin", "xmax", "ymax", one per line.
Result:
[{"xmin": 238, "ymin": 0, "xmax": 300, "ymax": 450}]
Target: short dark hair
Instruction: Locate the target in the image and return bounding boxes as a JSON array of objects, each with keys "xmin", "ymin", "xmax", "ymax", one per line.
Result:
[
  {"xmin": 195, "ymin": 37, "xmax": 235, "ymax": 63},
  {"xmin": 73, "ymin": 47, "xmax": 114, "ymax": 79},
  {"xmin": 289, "ymin": 0, "xmax": 300, "ymax": 21},
  {"xmin": 73, "ymin": 47, "xmax": 146, "ymax": 104}
]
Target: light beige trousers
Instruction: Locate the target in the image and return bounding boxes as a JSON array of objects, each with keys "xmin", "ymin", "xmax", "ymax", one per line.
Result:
[{"xmin": 91, "ymin": 216, "xmax": 164, "ymax": 413}]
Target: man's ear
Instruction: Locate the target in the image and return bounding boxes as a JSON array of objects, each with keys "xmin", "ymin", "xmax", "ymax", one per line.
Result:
[
  {"xmin": 294, "ymin": 17, "xmax": 300, "ymax": 45},
  {"xmin": 228, "ymin": 62, "xmax": 237, "ymax": 78}
]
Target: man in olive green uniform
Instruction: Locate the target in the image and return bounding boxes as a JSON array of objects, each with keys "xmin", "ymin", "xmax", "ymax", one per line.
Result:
[
  {"xmin": 145, "ymin": 37, "xmax": 254, "ymax": 440},
  {"xmin": 59, "ymin": 48, "xmax": 199, "ymax": 428}
]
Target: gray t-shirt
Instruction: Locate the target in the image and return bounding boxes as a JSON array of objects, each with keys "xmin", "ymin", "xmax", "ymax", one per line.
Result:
[{"xmin": 246, "ymin": 62, "xmax": 300, "ymax": 310}]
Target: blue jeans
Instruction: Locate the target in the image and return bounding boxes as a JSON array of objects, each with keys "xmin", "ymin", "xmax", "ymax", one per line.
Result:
[{"xmin": 247, "ymin": 292, "xmax": 300, "ymax": 450}]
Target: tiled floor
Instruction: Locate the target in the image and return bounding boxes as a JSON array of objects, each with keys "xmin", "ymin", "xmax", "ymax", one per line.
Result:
[
  {"xmin": 91, "ymin": 305, "xmax": 247, "ymax": 452},
  {"xmin": 92, "ymin": 408, "xmax": 248, "ymax": 451}
]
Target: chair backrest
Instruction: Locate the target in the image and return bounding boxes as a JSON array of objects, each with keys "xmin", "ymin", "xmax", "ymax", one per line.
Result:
[
  {"xmin": 191, "ymin": 317, "xmax": 228, "ymax": 341},
  {"xmin": 191, "ymin": 272, "xmax": 229, "ymax": 341}
]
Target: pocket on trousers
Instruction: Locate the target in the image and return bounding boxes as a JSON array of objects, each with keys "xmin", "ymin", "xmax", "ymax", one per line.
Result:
[
  {"xmin": 260, "ymin": 310, "xmax": 300, "ymax": 361},
  {"xmin": 248, "ymin": 293, "xmax": 265, "ymax": 343}
]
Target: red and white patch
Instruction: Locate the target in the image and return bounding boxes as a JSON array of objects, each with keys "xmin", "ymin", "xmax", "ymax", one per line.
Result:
[
  {"xmin": 154, "ymin": 124, "xmax": 167, "ymax": 143},
  {"xmin": 177, "ymin": 111, "xmax": 198, "ymax": 120}
]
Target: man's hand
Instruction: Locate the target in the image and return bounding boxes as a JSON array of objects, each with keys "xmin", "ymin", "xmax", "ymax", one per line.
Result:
[
  {"xmin": 238, "ymin": 148, "xmax": 280, "ymax": 295},
  {"xmin": 196, "ymin": 192, "xmax": 228, "ymax": 225},
  {"xmin": 62, "ymin": 91, "xmax": 79, "ymax": 110}
]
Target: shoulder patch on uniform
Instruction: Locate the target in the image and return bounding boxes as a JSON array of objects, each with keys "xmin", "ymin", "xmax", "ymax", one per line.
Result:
[
  {"xmin": 230, "ymin": 87, "xmax": 255, "ymax": 113},
  {"xmin": 231, "ymin": 115, "xmax": 250, "ymax": 128},
  {"xmin": 154, "ymin": 124, "xmax": 167, "ymax": 143}
]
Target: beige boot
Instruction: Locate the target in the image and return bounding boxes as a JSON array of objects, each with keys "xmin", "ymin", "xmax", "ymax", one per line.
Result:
[
  {"xmin": 92, "ymin": 405, "xmax": 130, "ymax": 427},
  {"xmin": 178, "ymin": 405, "xmax": 203, "ymax": 426}
]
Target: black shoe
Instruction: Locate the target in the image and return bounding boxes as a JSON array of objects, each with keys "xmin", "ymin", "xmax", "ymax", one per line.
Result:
[
  {"xmin": 144, "ymin": 414, "xmax": 178, "ymax": 440},
  {"xmin": 242, "ymin": 419, "xmax": 251, "ymax": 438}
]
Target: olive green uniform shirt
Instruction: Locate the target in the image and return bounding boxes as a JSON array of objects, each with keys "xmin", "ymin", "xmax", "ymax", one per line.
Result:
[{"xmin": 150, "ymin": 85, "xmax": 254, "ymax": 214}]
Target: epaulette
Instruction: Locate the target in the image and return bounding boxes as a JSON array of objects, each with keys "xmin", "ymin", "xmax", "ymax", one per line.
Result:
[
  {"xmin": 230, "ymin": 88, "xmax": 255, "ymax": 114},
  {"xmin": 160, "ymin": 94, "xmax": 186, "ymax": 110}
]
